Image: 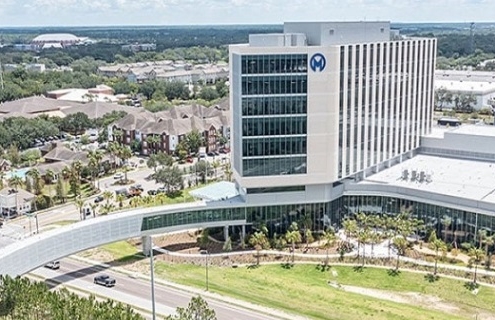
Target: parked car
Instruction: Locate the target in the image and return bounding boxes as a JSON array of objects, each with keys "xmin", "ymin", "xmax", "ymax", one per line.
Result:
[
  {"xmin": 128, "ymin": 187, "xmax": 142, "ymax": 197},
  {"xmin": 157, "ymin": 187, "xmax": 166, "ymax": 194},
  {"xmin": 113, "ymin": 172, "xmax": 124, "ymax": 180},
  {"xmin": 44, "ymin": 261, "xmax": 60, "ymax": 270},
  {"xmin": 115, "ymin": 189, "xmax": 129, "ymax": 197},
  {"xmin": 94, "ymin": 195, "xmax": 104, "ymax": 203},
  {"xmin": 132, "ymin": 184, "xmax": 143, "ymax": 191},
  {"xmin": 93, "ymin": 274, "xmax": 116, "ymax": 287},
  {"xmin": 147, "ymin": 189, "xmax": 157, "ymax": 196}
]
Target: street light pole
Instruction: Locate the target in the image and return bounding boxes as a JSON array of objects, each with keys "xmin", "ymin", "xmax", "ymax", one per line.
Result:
[
  {"xmin": 200, "ymin": 249, "xmax": 209, "ymax": 291},
  {"xmin": 149, "ymin": 237, "xmax": 156, "ymax": 320}
]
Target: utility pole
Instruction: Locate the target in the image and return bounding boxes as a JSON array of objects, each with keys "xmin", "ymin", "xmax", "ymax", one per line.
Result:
[
  {"xmin": 0, "ymin": 61, "xmax": 4, "ymax": 90},
  {"xmin": 149, "ymin": 236, "xmax": 156, "ymax": 320},
  {"xmin": 470, "ymin": 22, "xmax": 475, "ymax": 54}
]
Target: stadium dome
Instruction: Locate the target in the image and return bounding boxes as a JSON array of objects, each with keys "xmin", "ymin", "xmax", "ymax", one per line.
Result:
[{"xmin": 32, "ymin": 33, "xmax": 80, "ymax": 44}]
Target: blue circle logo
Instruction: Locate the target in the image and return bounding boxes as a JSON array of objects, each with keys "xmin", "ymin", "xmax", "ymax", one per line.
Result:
[{"xmin": 310, "ymin": 53, "xmax": 326, "ymax": 72}]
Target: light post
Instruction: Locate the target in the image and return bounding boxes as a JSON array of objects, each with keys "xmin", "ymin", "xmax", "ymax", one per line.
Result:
[
  {"xmin": 149, "ymin": 236, "xmax": 156, "ymax": 320},
  {"xmin": 200, "ymin": 249, "xmax": 209, "ymax": 291}
]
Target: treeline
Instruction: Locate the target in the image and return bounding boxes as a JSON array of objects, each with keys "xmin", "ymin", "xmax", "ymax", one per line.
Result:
[
  {"xmin": 0, "ymin": 276, "xmax": 144, "ymax": 319},
  {"xmin": 0, "ymin": 111, "xmax": 126, "ymax": 150}
]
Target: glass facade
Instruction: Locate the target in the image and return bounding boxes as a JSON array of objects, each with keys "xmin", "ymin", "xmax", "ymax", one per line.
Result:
[
  {"xmin": 141, "ymin": 195, "xmax": 495, "ymax": 244},
  {"xmin": 240, "ymin": 54, "xmax": 308, "ymax": 177}
]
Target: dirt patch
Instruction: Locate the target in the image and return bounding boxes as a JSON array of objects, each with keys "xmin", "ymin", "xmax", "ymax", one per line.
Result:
[{"xmin": 334, "ymin": 284, "xmax": 461, "ymax": 316}]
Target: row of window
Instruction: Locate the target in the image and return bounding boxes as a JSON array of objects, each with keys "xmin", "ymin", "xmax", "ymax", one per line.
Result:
[
  {"xmin": 141, "ymin": 194, "xmax": 494, "ymax": 244},
  {"xmin": 141, "ymin": 208, "xmax": 246, "ymax": 231},
  {"xmin": 242, "ymin": 117, "xmax": 307, "ymax": 136},
  {"xmin": 242, "ymin": 156, "xmax": 307, "ymax": 176},
  {"xmin": 242, "ymin": 96, "xmax": 307, "ymax": 116},
  {"xmin": 242, "ymin": 76, "xmax": 308, "ymax": 95},
  {"xmin": 241, "ymin": 54, "xmax": 308, "ymax": 75},
  {"xmin": 242, "ymin": 136, "xmax": 307, "ymax": 157}
]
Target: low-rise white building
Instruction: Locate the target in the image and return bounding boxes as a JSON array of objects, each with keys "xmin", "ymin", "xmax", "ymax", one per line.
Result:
[
  {"xmin": 0, "ymin": 188, "xmax": 35, "ymax": 219},
  {"xmin": 435, "ymin": 79, "xmax": 495, "ymax": 110}
]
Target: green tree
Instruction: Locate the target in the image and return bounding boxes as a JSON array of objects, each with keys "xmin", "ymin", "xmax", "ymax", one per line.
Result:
[
  {"xmin": 321, "ymin": 229, "xmax": 336, "ymax": 268},
  {"xmin": 392, "ymin": 236, "xmax": 409, "ymax": 272},
  {"xmin": 468, "ymin": 248, "xmax": 485, "ymax": 284},
  {"xmin": 75, "ymin": 197, "xmax": 85, "ymax": 221},
  {"xmin": 165, "ymin": 295, "xmax": 216, "ymax": 320},
  {"xmin": 185, "ymin": 130, "xmax": 204, "ymax": 154},
  {"xmin": 428, "ymin": 231, "xmax": 447, "ymax": 276},
  {"xmin": 26, "ymin": 168, "xmax": 43, "ymax": 195},
  {"xmin": 154, "ymin": 166, "xmax": 184, "ymax": 197},
  {"xmin": 55, "ymin": 176, "xmax": 67, "ymax": 203},
  {"xmin": 147, "ymin": 154, "xmax": 159, "ymax": 172},
  {"xmin": 249, "ymin": 231, "xmax": 269, "ymax": 266},
  {"xmin": 117, "ymin": 146, "xmax": 133, "ymax": 183},
  {"xmin": 285, "ymin": 222, "xmax": 302, "ymax": 264}
]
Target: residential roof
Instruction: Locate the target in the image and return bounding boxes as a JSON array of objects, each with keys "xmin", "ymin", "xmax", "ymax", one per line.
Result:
[
  {"xmin": 43, "ymin": 146, "xmax": 88, "ymax": 163},
  {"xmin": 0, "ymin": 96, "xmax": 79, "ymax": 114},
  {"xmin": 62, "ymin": 101, "xmax": 138, "ymax": 119},
  {"xmin": 34, "ymin": 162, "xmax": 67, "ymax": 175},
  {"xmin": 0, "ymin": 188, "xmax": 35, "ymax": 200}
]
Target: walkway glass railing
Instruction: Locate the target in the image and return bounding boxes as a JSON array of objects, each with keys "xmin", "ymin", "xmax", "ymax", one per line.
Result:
[{"xmin": 141, "ymin": 207, "xmax": 246, "ymax": 231}]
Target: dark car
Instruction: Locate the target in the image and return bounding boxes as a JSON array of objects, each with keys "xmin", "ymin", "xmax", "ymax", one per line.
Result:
[
  {"xmin": 147, "ymin": 189, "xmax": 157, "ymax": 196},
  {"xmin": 157, "ymin": 187, "xmax": 166, "ymax": 194},
  {"xmin": 94, "ymin": 195, "xmax": 104, "ymax": 203},
  {"xmin": 94, "ymin": 274, "xmax": 116, "ymax": 287}
]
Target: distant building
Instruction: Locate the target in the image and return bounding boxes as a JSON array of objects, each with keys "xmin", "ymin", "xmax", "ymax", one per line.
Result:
[
  {"xmin": 122, "ymin": 43, "xmax": 156, "ymax": 52},
  {"xmin": 98, "ymin": 61, "xmax": 228, "ymax": 84},
  {"xmin": 47, "ymin": 84, "xmax": 120, "ymax": 103},
  {"xmin": 2, "ymin": 63, "xmax": 46, "ymax": 73},
  {"xmin": 31, "ymin": 33, "xmax": 89, "ymax": 50},
  {"xmin": 435, "ymin": 70, "xmax": 495, "ymax": 110}
]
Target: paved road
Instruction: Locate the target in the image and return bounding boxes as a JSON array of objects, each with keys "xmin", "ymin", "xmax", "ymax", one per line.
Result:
[{"xmin": 31, "ymin": 259, "xmax": 283, "ymax": 320}]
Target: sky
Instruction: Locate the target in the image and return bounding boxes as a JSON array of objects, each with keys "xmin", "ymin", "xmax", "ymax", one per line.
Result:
[{"xmin": 0, "ymin": 0, "xmax": 494, "ymax": 27}]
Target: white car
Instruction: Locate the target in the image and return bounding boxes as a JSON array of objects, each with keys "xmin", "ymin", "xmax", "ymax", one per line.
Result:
[
  {"xmin": 44, "ymin": 261, "xmax": 60, "ymax": 270},
  {"xmin": 113, "ymin": 173, "xmax": 124, "ymax": 180}
]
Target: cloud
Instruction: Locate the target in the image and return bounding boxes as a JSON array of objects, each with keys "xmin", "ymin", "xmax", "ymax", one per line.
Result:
[{"xmin": 2, "ymin": 0, "xmax": 495, "ymax": 26}]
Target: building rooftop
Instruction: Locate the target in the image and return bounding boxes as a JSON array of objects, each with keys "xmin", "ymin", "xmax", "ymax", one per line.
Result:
[
  {"xmin": 359, "ymin": 154, "xmax": 495, "ymax": 204},
  {"xmin": 435, "ymin": 79, "xmax": 495, "ymax": 94},
  {"xmin": 189, "ymin": 182, "xmax": 239, "ymax": 201}
]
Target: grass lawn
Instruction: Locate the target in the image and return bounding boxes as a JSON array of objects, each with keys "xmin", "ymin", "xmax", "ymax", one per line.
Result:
[
  {"xmin": 153, "ymin": 263, "xmax": 495, "ymax": 320},
  {"xmin": 102, "ymin": 241, "xmax": 138, "ymax": 258}
]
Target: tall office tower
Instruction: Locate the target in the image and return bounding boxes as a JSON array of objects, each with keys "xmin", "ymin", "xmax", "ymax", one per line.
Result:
[{"xmin": 230, "ymin": 22, "xmax": 436, "ymax": 201}]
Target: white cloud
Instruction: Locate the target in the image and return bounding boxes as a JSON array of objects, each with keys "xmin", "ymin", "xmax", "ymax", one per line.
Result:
[{"xmin": 2, "ymin": 0, "xmax": 495, "ymax": 26}]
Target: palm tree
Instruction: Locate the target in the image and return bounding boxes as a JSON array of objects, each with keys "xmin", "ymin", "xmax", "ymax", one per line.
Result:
[
  {"xmin": 146, "ymin": 135, "xmax": 161, "ymax": 154},
  {"xmin": 342, "ymin": 218, "xmax": 357, "ymax": 239},
  {"xmin": 249, "ymin": 231, "xmax": 269, "ymax": 265},
  {"xmin": 88, "ymin": 150, "xmax": 103, "ymax": 190},
  {"xmin": 211, "ymin": 160, "xmax": 221, "ymax": 180},
  {"xmin": 26, "ymin": 168, "xmax": 43, "ymax": 195},
  {"xmin": 468, "ymin": 247, "xmax": 485, "ymax": 284},
  {"xmin": 9, "ymin": 175, "xmax": 23, "ymax": 191},
  {"xmin": 129, "ymin": 197, "xmax": 142, "ymax": 208},
  {"xmin": 89, "ymin": 202, "xmax": 98, "ymax": 218},
  {"xmin": 393, "ymin": 236, "xmax": 408, "ymax": 271},
  {"xmin": 481, "ymin": 234, "xmax": 494, "ymax": 268},
  {"xmin": 428, "ymin": 231, "xmax": 447, "ymax": 275},
  {"xmin": 99, "ymin": 202, "xmax": 114, "ymax": 215},
  {"xmin": 321, "ymin": 230, "xmax": 336, "ymax": 267},
  {"xmin": 285, "ymin": 222, "xmax": 302, "ymax": 264},
  {"xmin": 102, "ymin": 191, "xmax": 113, "ymax": 206},
  {"xmin": 115, "ymin": 193, "xmax": 126, "ymax": 208},
  {"xmin": 44, "ymin": 169, "xmax": 55, "ymax": 198},
  {"xmin": 107, "ymin": 142, "xmax": 120, "ymax": 172},
  {"xmin": 223, "ymin": 163, "xmax": 233, "ymax": 182},
  {"xmin": 74, "ymin": 197, "xmax": 85, "ymax": 220},
  {"xmin": 113, "ymin": 128, "xmax": 124, "ymax": 145},
  {"xmin": 118, "ymin": 146, "xmax": 133, "ymax": 183},
  {"xmin": 357, "ymin": 229, "xmax": 369, "ymax": 266},
  {"xmin": 440, "ymin": 216, "xmax": 452, "ymax": 242}
]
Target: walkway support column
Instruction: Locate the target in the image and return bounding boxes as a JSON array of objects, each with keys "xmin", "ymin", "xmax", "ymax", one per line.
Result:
[
  {"xmin": 223, "ymin": 225, "xmax": 229, "ymax": 241},
  {"xmin": 241, "ymin": 225, "xmax": 246, "ymax": 242},
  {"xmin": 142, "ymin": 235, "xmax": 152, "ymax": 256}
]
